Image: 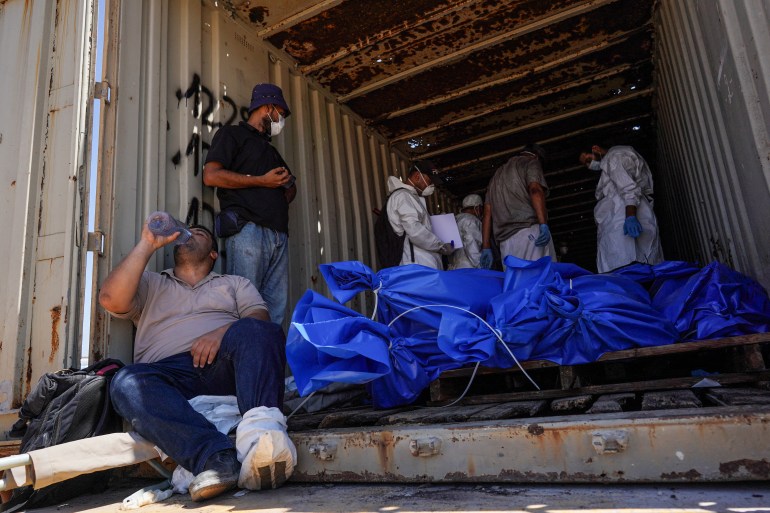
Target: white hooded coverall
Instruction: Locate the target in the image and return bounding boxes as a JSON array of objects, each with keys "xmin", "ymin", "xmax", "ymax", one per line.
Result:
[
  {"xmin": 594, "ymin": 146, "xmax": 664, "ymax": 273},
  {"xmin": 450, "ymin": 212, "xmax": 482, "ymax": 269},
  {"xmin": 386, "ymin": 176, "xmax": 444, "ymax": 269}
]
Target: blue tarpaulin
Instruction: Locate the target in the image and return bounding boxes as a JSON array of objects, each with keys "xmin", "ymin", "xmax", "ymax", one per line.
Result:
[
  {"xmin": 319, "ymin": 261, "xmax": 505, "ymax": 332},
  {"xmin": 317, "ymin": 262, "xmax": 507, "ymax": 407},
  {"xmin": 287, "ymin": 291, "xmax": 393, "ymax": 396},
  {"xmin": 609, "ymin": 260, "xmax": 770, "ymax": 340},
  {"xmin": 610, "ymin": 260, "xmax": 700, "ymax": 292},
  {"xmin": 651, "ymin": 261, "xmax": 770, "ymax": 340},
  {"xmin": 443, "ymin": 256, "xmax": 680, "ymax": 367},
  {"xmin": 286, "ymin": 258, "xmax": 770, "ymax": 409},
  {"xmin": 286, "ymin": 291, "xmax": 471, "ymax": 408}
]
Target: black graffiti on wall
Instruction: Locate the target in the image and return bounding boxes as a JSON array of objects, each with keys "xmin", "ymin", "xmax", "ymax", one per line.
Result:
[
  {"xmin": 170, "ymin": 73, "xmax": 250, "ymax": 251},
  {"xmin": 171, "ymin": 73, "xmax": 250, "ymax": 174},
  {"xmin": 183, "ymin": 197, "xmax": 216, "ymax": 228},
  {"xmin": 175, "ymin": 73, "xmax": 248, "ymax": 128}
]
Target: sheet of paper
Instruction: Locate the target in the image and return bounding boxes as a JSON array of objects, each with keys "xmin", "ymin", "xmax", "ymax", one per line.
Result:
[{"xmin": 430, "ymin": 214, "xmax": 463, "ymax": 249}]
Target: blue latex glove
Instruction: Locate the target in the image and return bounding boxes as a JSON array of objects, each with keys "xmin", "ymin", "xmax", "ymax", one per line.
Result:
[
  {"xmin": 480, "ymin": 249, "xmax": 493, "ymax": 269},
  {"xmin": 623, "ymin": 216, "xmax": 643, "ymax": 238},
  {"xmin": 534, "ymin": 224, "xmax": 551, "ymax": 247}
]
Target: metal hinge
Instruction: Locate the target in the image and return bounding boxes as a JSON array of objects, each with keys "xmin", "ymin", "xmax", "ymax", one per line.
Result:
[
  {"xmin": 94, "ymin": 81, "xmax": 111, "ymax": 104},
  {"xmin": 409, "ymin": 436, "xmax": 442, "ymax": 457},
  {"xmin": 592, "ymin": 430, "xmax": 629, "ymax": 454},
  {"xmin": 87, "ymin": 231, "xmax": 104, "ymax": 255}
]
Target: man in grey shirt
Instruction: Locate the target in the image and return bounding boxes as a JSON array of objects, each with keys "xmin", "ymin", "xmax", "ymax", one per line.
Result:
[
  {"xmin": 99, "ymin": 222, "xmax": 287, "ymax": 501},
  {"xmin": 480, "ymin": 144, "xmax": 555, "ymax": 268}
]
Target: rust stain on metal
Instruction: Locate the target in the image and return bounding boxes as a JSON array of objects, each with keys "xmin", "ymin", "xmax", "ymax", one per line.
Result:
[
  {"xmin": 25, "ymin": 345, "xmax": 33, "ymax": 397},
  {"xmin": 660, "ymin": 468, "xmax": 703, "ymax": 480},
  {"xmin": 719, "ymin": 459, "xmax": 770, "ymax": 478},
  {"xmin": 269, "ymin": 0, "xmax": 459, "ymax": 65},
  {"xmin": 311, "ymin": 0, "xmax": 584, "ymax": 93},
  {"xmin": 50, "ymin": 305, "xmax": 61, "ymax": 362},
  {"xmin": 248, "ymin": 6, "xmax": 269, "ymax": 25},
  {"xmin": 318, "ymin": 0, "xmax": 652, "ymax": 95},
  {"xmin": 527, "ymin": 424, "xmax": 544, "ymax": 436},
  {"xmin": 497, "ymin": 468, "xmax": 562, "ymax": 482},
  {"xmin": 375, "ymin": 431, "xmax": 395, "ymax": 469},
  {"xmin": 37, "ymin": 167, "xmax": 46, "ymax": 234},
  {"xmin": 91, "ymin": 308, "xmax": 106, "ymax": 359},
  {"xmin": 376, "ymin": 54, "xmax": 652, "ymax": 134},
  {"xmin": 443, "ymin": 470, "xmax": 470, "ymax": 480}
]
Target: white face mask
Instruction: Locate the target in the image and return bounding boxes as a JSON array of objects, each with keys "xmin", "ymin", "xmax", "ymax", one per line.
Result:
[
  {"xmin": 410, "ymin": 172, "xmax": 435, "ymax": 197},
  {"xmin": 268, "ymin": 106, "xmax": 285, "ymax": 136},
  {"xmin": 588, "ymin": 159, "xmax": 602, "ymax": 171},
  {"xmin": 270, "ymin": 115, "xmax": 285, "ymax": 136}
]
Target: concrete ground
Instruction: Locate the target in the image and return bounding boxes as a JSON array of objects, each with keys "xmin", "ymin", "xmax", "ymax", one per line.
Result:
[{"xmin": 26, "ymin": 480, "xmax": 769, "ymax": 513}]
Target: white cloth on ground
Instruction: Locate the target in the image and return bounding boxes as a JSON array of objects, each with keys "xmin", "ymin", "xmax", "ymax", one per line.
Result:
[
  {"xmin": 170, "ymin": 395, "xmax": 241, "ymax": 494},
  {"xmin": 187, "ymin": 395, "xmax": 241, "ymax": 435},
  {"xmin": 236, "ymin": 406, "xmax": 296, "ymax": 490}
]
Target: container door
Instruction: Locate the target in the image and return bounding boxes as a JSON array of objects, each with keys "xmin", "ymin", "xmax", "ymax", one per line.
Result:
[{"xmin": 0, "ymin": 0, "xmax": 98, "ymax": 434}]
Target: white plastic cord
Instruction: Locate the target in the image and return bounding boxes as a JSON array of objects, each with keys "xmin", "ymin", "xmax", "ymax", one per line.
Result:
[
  {"xmin": 387, "ymin": 303, "xmax": 540, "ymax": 391},
  {"xmin": 288, "ymin": 301, "xmax": 539, "ymax": 418},
  {"xmin": 439, "ymin": 361, "xmax": 481, "ymax": 407},
  {"xmin": 371, "ymin": 280, "xmax": 383, "ymax": 320},
  {"xmin": 287, "ymin": 390, "xmax": 316, "ymax": 420}
]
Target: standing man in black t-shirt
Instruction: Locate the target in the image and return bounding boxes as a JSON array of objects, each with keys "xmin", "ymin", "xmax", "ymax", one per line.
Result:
[{"xmin": 203, "ymin": 83, "xmax": 297, "ymax": 326}]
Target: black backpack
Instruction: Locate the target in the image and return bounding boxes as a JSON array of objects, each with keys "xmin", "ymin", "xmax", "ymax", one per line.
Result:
[
  {"xmin": 2, "ymin": 359, "xmax": 125, "ymax": 512},
  {"xmin": 374, "ymin": 190, "xmax": 414, "ymax": 268}
]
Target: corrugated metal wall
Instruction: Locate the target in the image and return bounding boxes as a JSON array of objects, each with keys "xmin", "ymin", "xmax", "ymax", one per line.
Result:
[
  {"xmin": 0, "ymin": 0, "xmax": 95, "ymax": 434},
  {"xmin": 655, "ymin": 0, "xmax": 770, "ymax": 289},
  {"xmin": 94, "ymin": 0, "xmax": 456, "ymax": 358}
]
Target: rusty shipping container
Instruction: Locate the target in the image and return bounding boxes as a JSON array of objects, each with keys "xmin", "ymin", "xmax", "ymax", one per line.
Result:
[{"xmin": 0, "ymin": 0, "xmax": 769, "ymax": 487}]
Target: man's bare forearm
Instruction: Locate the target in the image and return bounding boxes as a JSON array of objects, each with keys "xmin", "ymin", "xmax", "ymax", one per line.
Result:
[
  {"xmin": 203, "ymin": 165, "xmax": 269, "ymax": 188},
  {"xmin": 203, "ymin": 162, "xmax": 292, "ymax": 189},
  {"xmin": 528, "ymin": 183, "xmax": 548, "ymax": 224},
  {"xmin": 482, "ymin": 204, "xmax": 493, "ymax": 249},
  {"xmin": 98, "ymin": 239, "xmax": 155, "ymax": 314}
]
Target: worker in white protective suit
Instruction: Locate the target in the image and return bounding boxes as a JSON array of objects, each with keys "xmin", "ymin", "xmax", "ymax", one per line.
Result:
[
  {"xmin": 450, "ymin": 194, "xmax": 483, "ymax": 269},
  {"xmin": 386, "ymin": 161, "xmax": 454, "ymax": 269},
  {"xmin": 579, "ymin": 144, "xmax": 664, "ymax": 273}
]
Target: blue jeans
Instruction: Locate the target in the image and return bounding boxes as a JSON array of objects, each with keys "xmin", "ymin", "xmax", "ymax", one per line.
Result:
[
  {"xmin": 226, "ymin": 223, "xmax": 289, "ymax": 326},
  {"xmin": 110, "ymin": 318, "xmax": 286, "ymax": 475}
]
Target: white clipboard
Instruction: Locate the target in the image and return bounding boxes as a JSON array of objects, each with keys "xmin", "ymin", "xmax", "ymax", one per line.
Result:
[{"xmin": 430, "ymin": 214, "xmax": 463, "ymax": 249}]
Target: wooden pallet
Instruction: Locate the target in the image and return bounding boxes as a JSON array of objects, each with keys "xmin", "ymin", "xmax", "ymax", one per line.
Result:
[
  {"xmin": 429, "ymin": 332, "xmax": 770, "ymax": 404},
  {"xmin": 286, "ymin": 384, "xmax": 770, "ymax": 431},
  {"xmin": 283, "ymin": 333, "xmax": 770, "ymax": 432}
]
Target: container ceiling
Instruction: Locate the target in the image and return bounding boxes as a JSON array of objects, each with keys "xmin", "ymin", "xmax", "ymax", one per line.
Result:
[{"xmin": 221, "ymin": 0, "xmax": 658, "ymax": 270}]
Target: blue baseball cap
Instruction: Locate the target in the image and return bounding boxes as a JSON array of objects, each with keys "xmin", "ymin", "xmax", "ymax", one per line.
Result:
[{"xmin": 248, "ymin": 83, "xmax": 291, "ymax": 117}]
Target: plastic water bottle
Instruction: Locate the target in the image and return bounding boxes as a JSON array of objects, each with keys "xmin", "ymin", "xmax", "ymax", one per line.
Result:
[{"xmin": 147, "ymin": 211, "xmax": 192, "ymax": 244}]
